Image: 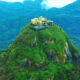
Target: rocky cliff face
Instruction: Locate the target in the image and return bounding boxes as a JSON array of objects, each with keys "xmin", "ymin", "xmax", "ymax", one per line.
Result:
[
  {"xmin": 64, "ymin": 42, "xmax": 72, "ymax": 62},
  {"xmin": 0, "ymin": 23, "xmax": 80, "ymax": 80}
]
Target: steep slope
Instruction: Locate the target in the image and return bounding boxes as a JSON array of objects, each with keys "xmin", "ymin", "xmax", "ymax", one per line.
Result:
[{"xmin": 0, "ymin": 23, "xmax": 80, "ymax": 80}]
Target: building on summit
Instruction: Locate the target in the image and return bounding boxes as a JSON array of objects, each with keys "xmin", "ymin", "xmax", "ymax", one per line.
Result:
[{"xmin": 31, "ymin": 16, "xmax": 54, "ymax": 31}]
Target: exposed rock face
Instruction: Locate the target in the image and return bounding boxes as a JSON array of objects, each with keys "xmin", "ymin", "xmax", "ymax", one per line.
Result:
[
  {"xmin": 72, "ymin": 53, "xmax": 80, "ymax": 64},
  {"xmin": 31, "ymin": 37, "xmax": 37, "ymax": 47},
  {"xmin": 21, "ymin": 58, "xmax": 32, "ymax": 68},
  {"xmin": 64, "ymin": 42, "xmax": 72, "ymax": 62},
  {"xmin": 64, "ymin": 42, "xmax": 80, "ymax": 64},
  {"xmin": 35, "ymin": 62, "xmax": 45, "ymax": 70},
  {"xmin": 21, "ymin": 59, "xmax": 27, "ymax": 68},
  {"xmin": 46, "ymin": 50, "xmax": 55, "ymax": 61}
]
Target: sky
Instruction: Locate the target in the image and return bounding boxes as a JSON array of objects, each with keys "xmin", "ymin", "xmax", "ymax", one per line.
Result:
[{"xmin": 0, "ymin": 0, "xmax": 77, "ymax": 9}]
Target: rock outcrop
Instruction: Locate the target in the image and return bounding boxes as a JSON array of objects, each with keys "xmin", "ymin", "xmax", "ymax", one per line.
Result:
[{"xmin": 64, "ymin": 42, "xmax": 72, "ymax": 62}]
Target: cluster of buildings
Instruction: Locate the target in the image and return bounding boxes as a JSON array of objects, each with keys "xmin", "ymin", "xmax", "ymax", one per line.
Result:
[
  {"xmin": 31, "ymin": 16, "xmax": 53, "ymax": 26},
  {"xmin": 31, "ymin": 16, "xmax": 54, "ymax": 31}
]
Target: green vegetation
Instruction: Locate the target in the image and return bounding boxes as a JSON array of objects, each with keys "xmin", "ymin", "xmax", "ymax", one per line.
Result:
[{"xmin": 0, "ymin": 23, "xmax": 80, "ymax": 80}]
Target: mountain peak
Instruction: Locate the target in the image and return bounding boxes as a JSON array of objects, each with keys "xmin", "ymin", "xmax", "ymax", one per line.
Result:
[{"xmin": 0, "ymin": 17, "xmax": 80, "ymax": 80}]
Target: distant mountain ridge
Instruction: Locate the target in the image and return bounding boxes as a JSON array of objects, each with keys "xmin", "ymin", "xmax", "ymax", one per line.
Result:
[{"xmin": 0, "ymin": 0, "xmax": 80, "ymax": 50}]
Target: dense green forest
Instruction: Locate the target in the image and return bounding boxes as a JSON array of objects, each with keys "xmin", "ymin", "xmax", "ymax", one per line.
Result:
[{"xmin": 0, "ymin": 23, "xmax": 80, "ymax": 80}]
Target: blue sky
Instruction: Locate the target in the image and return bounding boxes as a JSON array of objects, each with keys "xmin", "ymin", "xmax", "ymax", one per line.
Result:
[{"xmin": 0, "ymin": 0, "xmax": 77, "ymax": 9}]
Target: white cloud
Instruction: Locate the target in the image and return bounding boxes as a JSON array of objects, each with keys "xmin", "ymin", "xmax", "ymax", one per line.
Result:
[
  {"xmin": 0, "ymin": 0, "xmax": 35, "ymax": 2},
  {"xmin": 41, "ymin": 0, "xmax": 76, "ymax": 9},
  {"xmin": 0, "ymin": 0, "xmax": 24, "ymax": 2}
]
